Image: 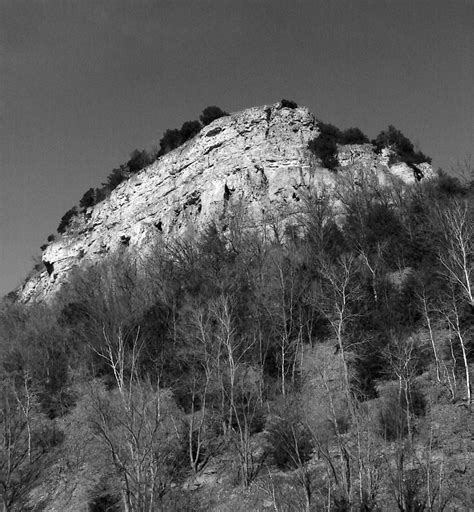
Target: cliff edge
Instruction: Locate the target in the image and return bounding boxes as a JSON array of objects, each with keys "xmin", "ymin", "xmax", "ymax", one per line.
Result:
[{"xmin": 18, "ymin": 103, "xmax": 432, "ymax": 302}]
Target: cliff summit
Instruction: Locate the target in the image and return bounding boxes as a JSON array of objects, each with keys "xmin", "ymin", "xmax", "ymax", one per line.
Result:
[{"xmin": 19, "ymin": 103, "xmax": 432, "ymax": 302}]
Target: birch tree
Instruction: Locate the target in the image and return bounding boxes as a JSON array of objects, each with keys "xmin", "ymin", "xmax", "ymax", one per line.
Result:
[{"xmin": 89, "ymin": 326, "xmax": 185, "ymax": 512}]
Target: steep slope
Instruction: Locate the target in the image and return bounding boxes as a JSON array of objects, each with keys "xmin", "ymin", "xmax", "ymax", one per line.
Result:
[{"xmin": 19, "ymin": 103, "xmax": 432, "ymax": 302}]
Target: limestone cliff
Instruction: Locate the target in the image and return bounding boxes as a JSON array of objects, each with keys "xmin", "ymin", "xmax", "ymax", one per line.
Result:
[{"xmin": 18, "ymin": 103, "xmax": 433, "ymax": 302}]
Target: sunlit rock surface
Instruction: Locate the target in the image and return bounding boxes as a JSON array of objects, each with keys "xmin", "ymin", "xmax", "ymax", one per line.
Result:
[{"xmin": 18, "ymin": 104, "xmax": 433, "ymax": 302}]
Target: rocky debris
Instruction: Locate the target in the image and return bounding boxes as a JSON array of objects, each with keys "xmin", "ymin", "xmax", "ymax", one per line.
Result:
[{"xmin": 18, "ymin": 103, "xmax": 433, "ymax": 302}]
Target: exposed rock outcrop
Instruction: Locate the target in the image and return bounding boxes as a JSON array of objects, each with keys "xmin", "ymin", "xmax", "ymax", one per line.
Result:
[{"xmin": 18, "ymin": 103, "xmax": 433, "ymax": 302}]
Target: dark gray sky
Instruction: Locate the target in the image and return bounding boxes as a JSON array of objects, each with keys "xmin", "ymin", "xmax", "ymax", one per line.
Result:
[{"xmin": 1, "ymin": 0, "xmax": 473, "ymax": 296}]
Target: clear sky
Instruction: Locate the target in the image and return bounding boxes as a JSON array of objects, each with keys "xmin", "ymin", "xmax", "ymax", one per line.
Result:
[{"xmin": 1, "ymin": 0, "xmax": 473, "ymax": 297}]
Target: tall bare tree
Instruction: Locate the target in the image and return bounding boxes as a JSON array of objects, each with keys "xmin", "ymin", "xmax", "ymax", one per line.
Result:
[
  {"xmin": 89, "ymin": 326, "xmax": 184, "ymax": 512},
  {"xmin": 437, "ymin": 199, "xmax": 473, "ymax": 307},
  {"xmin": 0, "ymin": 376, "xmax": 54, "ymax": 512}
]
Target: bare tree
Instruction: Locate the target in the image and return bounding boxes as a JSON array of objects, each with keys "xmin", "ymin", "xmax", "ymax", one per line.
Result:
[
  {"xmin": 0, "ymin": 376, "xmax": 54, "ymax": 512},
  {"xmin": 269, "ymin": 249, "xmax": 305, "ymax": 396},
  {"xmin": 358, "ymin": 242, "xmax": 386, "ymax": 306},
  {"xmin": 419, "ymin": 288, "xmax": 442, "ymax": 383},
  {"xmin": 181, "ymin": 303, "xmax": 219, "ymax": 474},
  {"xmin": 311, "ymin": 252, "xmax": 361, "ymax": 410},
  {"xmin": 437, "ymin": 199, "xmax": 473, "ymax": 307},
  {"xmin": 439, "ymin": 287, "xmax": 472, "ymax": 406},
  {"xmin": 89, "ymin": 325, "xmax": 184, "ymax": 512},
  {"xmin": 210, "ymin": 295, "xmax": 264, "ymax": 487},
  {"xmin": 384, "ymin": 334, "xmax": 422, "ymax": 444},
  {"xmin": 435, "ymin": 199, "xmax": 473, "ymax": 406}
]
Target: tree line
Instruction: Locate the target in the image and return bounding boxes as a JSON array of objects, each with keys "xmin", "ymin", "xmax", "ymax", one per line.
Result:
[{"xmin": 308, "ymin": 121, "xmax": 431, "ymax": 171}]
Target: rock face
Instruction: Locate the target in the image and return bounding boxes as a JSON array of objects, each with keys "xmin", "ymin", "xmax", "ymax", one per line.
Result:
[{"xmin": 18, "ymin": 103, "xmax": 433, "ymax": 302}]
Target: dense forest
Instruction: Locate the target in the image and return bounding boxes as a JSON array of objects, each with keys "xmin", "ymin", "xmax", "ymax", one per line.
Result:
[{"xmin": 1, "ymin": 162, "xmax": 473, "ymax": 510}]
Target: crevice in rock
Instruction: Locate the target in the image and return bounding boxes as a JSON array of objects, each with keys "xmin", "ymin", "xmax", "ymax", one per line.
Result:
[
  {"xmin": 224, "ymin": 184, "xmax": 232, "ymax": 201},
  {"xmin": 265, "ymin": 106, "xmax": 272, "ymax": 123},
  {"xmin": 44, "ymin": 260, "xmax": 54, "ymax": 276},
  {"xmin": 254, "ymin": 164, "xmax": 268, "ymax": 186},
  {"xmin": 120, "ymin": 235, "xmax": 130, "ymax": 246},
  {"xmin": 203, "ymin": 142, "xmax": 223, "ymax": 155},
  {"xmin": 205, "ymin": 127, "xmax": 223, "ymax": 137},
  {"xmin": 408, "ymin": 162, "xmax": 424, "ymax": 181},
  {"xmin": 264, "ymin": 106, "xmax": 272, "ymax": 138},
  {"xmin": 98, "ymin": 243, "xmax": 109, "ymax": 255},
  {"xmin": 184, "ymin": 191, "xmax": 201, "ymax": 207},
  {"xmin": 155, "ymin": 220, "xmax": 163, "ymax": 232}
]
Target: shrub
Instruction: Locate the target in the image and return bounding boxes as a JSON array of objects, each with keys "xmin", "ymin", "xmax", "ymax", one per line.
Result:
[
  {"xmin": 309, "ymin": 136, "xmax": 339, "ymax": 169},
  {"xmin": 94, "ymin": 187, "xmax": 107, "ymax": 203},
  {"xmin": 78, "ymin": 150, "xmax": 153, "ymax": 214},
  {"xmin": 57, "ymin": 206, "xmax": 78, "ymax": 234},
  {"xmin": 432, "ymin": 169, "xmax": 468, "ymax": 197},
  {"xmin": 126, "ymin": 148, "xmax": 153, "ymax": 174},
  {"xmin": 265, "ymin": 416, "xmax": 314, "ymax": 469},
  {"xmin": 156, "ymin": 107, "xmax": 228, "ymax": 158},
  {"xmin": 280, "ymin": 98, "xmax": 298, "ymax": 109},
  {"xmin": 372, "ymin": 125, "xmax": 431, "ymax": 165},
  {"xmin": 103, "ymin": 166, "xmax": 127, "ymax": 191},
  {"xmin": 308, "ymin": 122, "xmax": 342, "ymax": 170},
  {"xmin": 199, "ymin": 106, "xmax": 229, "ymax": 127},
  {"xmin": 79, "ymin": 187, "xmax": 109, "ymax": 210},
  {"xmin": 377, "ymin": 382, "xmax": 426, "ymax": 441},
  {"xmin": 156, "ymin": 122, "xmax": 203, "ymax": 158},
  {"xmin": 308, "ymin": 121, "xmax": 373, "ymax": 170},
  {"xmin": 89, "ymin": 493, "xmax": 121, "ymax": 512},
  {"xmin": 318, "ymin": 121, "xmax": 343, "ymax": 141},
  {"xmin": 179, "ymin": 120, "xmax": 202, "ymax": 142},
  {"xmin": 157, "ymin": 128, "xmax": 183, "ymax": 156},
  {"xmin": 79, "ymin": 188, "xmax": 96, "ymax": 209},
  {"xmin": 340, "ymin": 127, "xmax": 369, "ymax": 145}
]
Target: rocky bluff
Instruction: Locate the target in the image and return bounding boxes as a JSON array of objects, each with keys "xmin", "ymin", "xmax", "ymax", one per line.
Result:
[{"xmin": 19, "ymin": 103, "xmax": 433, "ymax": 302}]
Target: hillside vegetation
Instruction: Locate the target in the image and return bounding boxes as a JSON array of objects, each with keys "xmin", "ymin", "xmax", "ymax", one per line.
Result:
[{"xmin": 1, "ymin": 157, "xmax": 473, "ymax": 509}]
